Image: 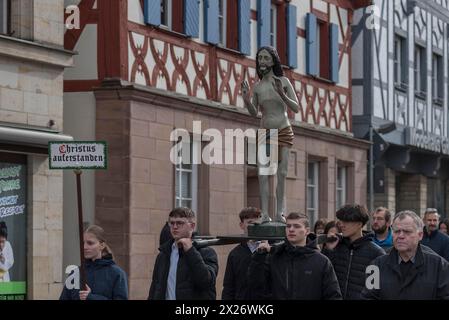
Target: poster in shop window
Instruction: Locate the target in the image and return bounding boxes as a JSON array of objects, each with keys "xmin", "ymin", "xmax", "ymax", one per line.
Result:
[{"xmin": 0, "ymin": 161, "xmax": 27, "ymax": 300}]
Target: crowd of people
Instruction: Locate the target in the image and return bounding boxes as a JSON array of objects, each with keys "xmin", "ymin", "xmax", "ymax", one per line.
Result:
[{"xmin": 59, "ymin": 205, "xmax": 449, "ymax": 300}]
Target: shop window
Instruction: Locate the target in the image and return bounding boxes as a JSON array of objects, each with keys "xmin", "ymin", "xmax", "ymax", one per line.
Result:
[{"xmin": 0, "ymin": 153, "xmax": 27, "ymax": 300}]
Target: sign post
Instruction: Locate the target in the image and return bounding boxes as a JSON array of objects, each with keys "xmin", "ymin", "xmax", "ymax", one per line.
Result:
[
  {"xmin": 49, "ymin": 141, "xmax": 107, "ymax": 290},
  {"xmin": 73, "ymin": 168, "xmax": 87, "ymax": 290}
]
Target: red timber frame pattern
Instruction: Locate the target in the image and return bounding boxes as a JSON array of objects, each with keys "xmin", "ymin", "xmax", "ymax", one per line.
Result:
[
  {"xmin": 65, "ymin": 0, "xmax": 366, "ymax": 132},
  {"xmin": 64, "ymin": 0, "xmax": 129, "ymax": 92}
]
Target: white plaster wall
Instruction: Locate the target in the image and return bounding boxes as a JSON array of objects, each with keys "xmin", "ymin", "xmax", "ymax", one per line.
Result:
[
  {"xmin": 64, "ymin": 24, "xmax": 98, "ymax": 80},
  {"xmin": 62, "ymin": 92, "xmax": 96, "ymax": 269}
]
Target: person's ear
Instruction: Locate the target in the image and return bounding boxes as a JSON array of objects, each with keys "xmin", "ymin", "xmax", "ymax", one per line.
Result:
[{"xmin": 418, "ymin": 231, "xmax": 423, "ymax": 241}]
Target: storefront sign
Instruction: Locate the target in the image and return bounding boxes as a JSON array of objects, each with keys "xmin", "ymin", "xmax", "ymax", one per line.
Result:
[
  {"xmin": 405, "ymin": 127, "xmax": 449, "ymax": 155},
  {"xmin": 0, "ymin": 161, "xmax": 27, "ymax": 300},
  {"xmin": 49, "ymin": 142, "xmax": 108, "ymax": 169}
]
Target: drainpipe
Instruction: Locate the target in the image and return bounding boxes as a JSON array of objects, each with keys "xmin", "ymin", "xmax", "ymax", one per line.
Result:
[{"xmin": 369, "ymin": 122, "xmax": 374, "ymax": 213}]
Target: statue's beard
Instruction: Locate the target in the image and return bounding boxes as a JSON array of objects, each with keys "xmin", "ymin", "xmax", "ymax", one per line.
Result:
[{"xmin": 258, "ymin": 65, "xmax": 272, "ymax": 76}]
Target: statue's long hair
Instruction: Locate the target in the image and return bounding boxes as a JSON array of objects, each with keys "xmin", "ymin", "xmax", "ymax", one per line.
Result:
[{"xmin": 256, "ymin": 46, "xmax": 284, "ymax": 79}]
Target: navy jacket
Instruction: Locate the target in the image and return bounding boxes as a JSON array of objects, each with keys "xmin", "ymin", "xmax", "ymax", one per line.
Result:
[
  {"xmin": 60, "ymin": 255, "xmax": 128, "ymax": 300},
  {"xmin": 421, "ymin": 228, "xmax": 449, "ymax": 261}
]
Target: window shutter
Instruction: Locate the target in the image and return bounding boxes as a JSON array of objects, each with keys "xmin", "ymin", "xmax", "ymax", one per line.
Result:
[
  {"xmin": 239, "ymin": 0, "xmax": 251, "ymax": 55},
  {"xmin": 204, "ymin": 0, "xmax": 219, "ymax": 44},
  {"xmin": 286, "ymin": 4, "xmax": 297, "ymax": 68},
  {"xmin": 330, "ymin": 23, "xmax": 339, "ymax": 83},
  {"xmin": 144, "ymin": 0, "xmax": 162, "ymax": 26},
  {"xmin": 257, "ymin": 0, "xmax": 270, "ymax": 48},
  {"xmin": 306, "ymin": 13, "xmax": 318, "ymax": 76},
  {"xmin": 184, "ymin": 0, "xmax": 199, "ymax": 37}
]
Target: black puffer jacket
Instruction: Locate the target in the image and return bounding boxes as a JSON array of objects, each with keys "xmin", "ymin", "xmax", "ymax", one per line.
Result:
[
  {"xmin": 148, "ymin": 240, "xmax": 218, "ymax": 300},
  {"xmin": 361, "ymin": 245, "xmax": 449, "ymax": 300},
  {"xmin": 248, "ymin": 240, "xmax": 342, "ymax": 300},
  {"xmin": 322, "ymin": 233, "xmax": 385, "ymax": 299}
]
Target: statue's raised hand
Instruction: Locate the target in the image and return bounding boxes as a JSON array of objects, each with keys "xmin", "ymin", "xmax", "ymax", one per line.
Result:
[
  {"xmin": 272, "ymin": 76, "xmax": 285, "ymax": 98},
  {"xmin": 241, "ymin": 81, "xmax": 251, "ymax": 104}
]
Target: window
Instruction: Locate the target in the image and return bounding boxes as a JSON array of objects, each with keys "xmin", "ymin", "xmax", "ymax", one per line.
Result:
[
  {"xmin": 269, "ymin": 4, "xmax": 276, "ymax": 48},
  {"xmin": 394, "ymin": 35, "xmax": 407, "ymax": 87},
  {"xmin": 307, "ymin": 162, "xmax": 319, "ymax": 227},
  {"xmin": 414, "ymin": 45, "xmax": 426, "ymax": 95},
  {"xmin": 160, "ymin": 0, "xmax": 172, "ymax": 29},
  {"xmin": 336, "ymin": 166, "xmax": 347, "ymax": 210},
  {"xmin": 218, "ymin": 0, "xmax": 226, "ymax": 46},
  {"xmin": 145, "ymin": 0, "xmax": 198, "ymax": 37},
  {"xmin": 306, "ymin": 13, "xmax": 338, "ymax": 82},
  {"xmin": 0, "ymin": 0, "xmax": 10, "ymax": 35},
  {"xmin": 316, "ymin": 20, "xmax": 330, "ymax": 80},
  {"xmin": 174, "ymin": 139, "xmax": 199, "ymax": 213},
  {"xmin": 203, "ymin": 0, "xmax": 249, "ymax": 54},
  {"xmin": 0, "ymin": 153, "xmax": 27, "ymax": 299},
  {"xmin": 432, "ymin": 53, "xmax": 443, "ymax": 101},
  {"xmin": 317, "ymin": 21, "xmax": 330, "ymax": 80}
]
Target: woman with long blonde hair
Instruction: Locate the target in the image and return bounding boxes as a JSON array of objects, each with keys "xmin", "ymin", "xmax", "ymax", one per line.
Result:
[{"xmin": 60, "ymin": 225, "xmax": 128, "ymax": 300}]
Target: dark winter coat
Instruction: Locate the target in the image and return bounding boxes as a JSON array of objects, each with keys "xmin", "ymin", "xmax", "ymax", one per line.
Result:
[
  {"xmin": 248, "ymin": 240, "xmax": 342, "ymax": 300},
  {"xmin": 148, "ymin": 240, "xmax": 218, "ymax": 300},
  {"xmin": 59, "ymin": 255, "xmax": 128, "ymax": 300},
  {"xmin": 421, "ymin": 228, "xmax": 449, "ymax": 261},
  {"xmin": 322, "ymin": 233, "xmax": 385, "ymax": 299},
  {"xmin": 222, "ymin": 242, "xmax": 254, "ymax": 300},
  {"xmin": 361, "ymin": 244, "xmax": 449, "ymax": 300}
]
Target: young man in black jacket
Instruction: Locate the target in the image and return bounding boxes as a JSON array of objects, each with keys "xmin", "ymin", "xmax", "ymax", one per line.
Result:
[
  {"xmin": 322, "ymin": 204, "xmax": 385, "ymax": 299},
  {"xmin": 148, "ymin": 207, "xmax": 218, "ymax": 300},
  {"xmin": 222, "ymin": 207, "xmax": 262, "ymax": 300},
  {"xmin": 362, "ymin": 210, "xmax": 449, "ymax": 299},
  {"xmin": 248, "ymin": 212, "xmax": 342, "ymax": 300}
]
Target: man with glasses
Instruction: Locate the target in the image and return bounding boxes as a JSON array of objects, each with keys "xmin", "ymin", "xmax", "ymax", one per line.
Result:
[
  {"xmin": 362, "ymin": 210, "xmax": 449, "ymax": 299},
  {"xmin": 148, "ymin": 207, "xmax": 218, "ymax": 300},
  {"xmin": 322, "ymin": 204, "xmax": 385, "ymax": 299},
  {"xmin": 248, "ymin": 212, "xmax": 342, "ymax": 300},
  {"xmin": 421, "ymin": 208, "xmax": 449, "ymax": 261}
]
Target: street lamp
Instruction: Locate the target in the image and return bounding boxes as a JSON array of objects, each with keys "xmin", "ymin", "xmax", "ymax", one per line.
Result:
[{"xmin": 369, "ymin": 121, "xmax": 397, "ymax": 212}]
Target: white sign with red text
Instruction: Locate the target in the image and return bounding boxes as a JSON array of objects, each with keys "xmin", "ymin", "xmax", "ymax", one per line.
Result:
[{"xmin": 49, "ymin": 142, "xmax": 108, "ymax": 169}]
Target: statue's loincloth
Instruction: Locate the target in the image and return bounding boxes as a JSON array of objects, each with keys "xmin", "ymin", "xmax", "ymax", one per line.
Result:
[
  {"xmin": 257, "ymin": 126, "xmax": 294, "ymax": 163},
  {"xmin": 257, "ymin": 126, "xmax": 294, "ymax": 147}
]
